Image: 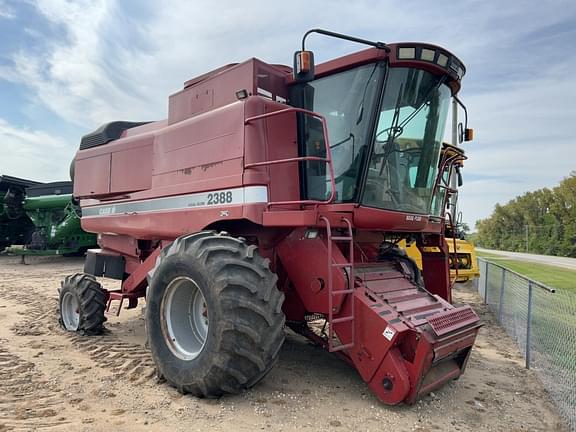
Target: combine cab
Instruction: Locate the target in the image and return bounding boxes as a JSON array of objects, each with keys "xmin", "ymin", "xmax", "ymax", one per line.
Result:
[{"xmin": 61, "ymin": 29, "xmax": 481, "ymax": 405}]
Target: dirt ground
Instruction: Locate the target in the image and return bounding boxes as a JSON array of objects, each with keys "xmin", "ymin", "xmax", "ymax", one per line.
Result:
[{"xmin": 0, "ymin": 255, "xmax": 567, "ymax": 432}]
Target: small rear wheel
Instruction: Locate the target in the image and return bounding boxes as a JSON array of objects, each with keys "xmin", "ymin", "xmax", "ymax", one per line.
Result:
[
  {"xmin": 146, "ymin": 231, "xmax": 285, "ymax": 397},
  {"xmin": 59, "ymin": 273, "xmax": 108, "ymax": 335}
]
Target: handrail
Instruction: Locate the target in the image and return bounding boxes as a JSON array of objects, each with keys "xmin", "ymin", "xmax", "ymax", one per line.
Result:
[
  {"xmin": 431, "ymin": 152, "xmax": 467, "ymax": 203},
  {"xmin": 446, "ymin": 210, "xmax": 459, "ymax": 288},
  {"xmin": 244, "ymin": 107, "xmax": 336, "ymax": 208},
  {"xmin": 244, "ymin": 156, "xmax": 328, "ymax": 169},
  {"xmin": 478, "ymin": 257, "xmax": 556, "ymax": 293},
  {"xmin": 245, "ymin": 107, "xmax": 323, "ymax": 124}
]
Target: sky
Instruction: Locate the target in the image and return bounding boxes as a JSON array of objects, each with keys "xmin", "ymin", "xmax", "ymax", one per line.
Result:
[{"xmin": 0, "ymin": 0, "xmax": 575, "ymax": 227}]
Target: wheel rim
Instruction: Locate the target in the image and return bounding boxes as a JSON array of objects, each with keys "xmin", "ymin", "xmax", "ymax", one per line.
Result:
[
  {"xmin": 61, "ymin": 292, "xmax": 80, "ymax": 331},
  {"xmin": 161, "ymin": 276, "xmax": 209, "ymax": 360}
]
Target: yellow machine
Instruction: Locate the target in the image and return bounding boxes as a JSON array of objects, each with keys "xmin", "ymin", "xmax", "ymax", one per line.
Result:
[
  {"xmin": 449, "ymin": 238, "xmax": 481, "ymax": 282},
  {"xmin": 399, "ymin": 237, "xmax": 479, "ymax": 283}
]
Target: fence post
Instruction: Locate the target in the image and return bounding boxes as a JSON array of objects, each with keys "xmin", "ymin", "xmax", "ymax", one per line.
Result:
[
  {"xmin": 525, "ymin": 281, "xmax": 533, "ymax": 369},
  {"xmin": 484, "ymin": 261, "xmax": 489, "ymax": 304},
  {"xmin": 498, "ymin": 267, "xmax": 506, "ymax": 322}
]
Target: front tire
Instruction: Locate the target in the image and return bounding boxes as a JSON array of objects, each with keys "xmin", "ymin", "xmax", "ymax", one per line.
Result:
[
  {"xmin": 146, "ymin": 231, "xmax": 285, "ymax": 397},
  {"xmin": 59, "ymin": 273, "xmax": 108, "ymax": 335}
]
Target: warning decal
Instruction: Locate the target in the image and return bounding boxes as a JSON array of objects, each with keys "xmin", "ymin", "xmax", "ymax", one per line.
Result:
[{"xmin": 383, "ymin": 326, "xmax": 396, "ymax": 341}]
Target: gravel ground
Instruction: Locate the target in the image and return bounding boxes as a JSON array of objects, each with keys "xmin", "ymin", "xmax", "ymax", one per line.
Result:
[{"xmin": 0, "ymin": 255, "xmax": 567, "ymax": 432}]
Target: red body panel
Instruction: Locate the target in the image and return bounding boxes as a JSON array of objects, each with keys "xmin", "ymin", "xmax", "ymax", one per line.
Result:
[
  {"xmin": 75, "ymin": 154, "xmax": 111, "ymax": 196},
  {"xmin": 169, "ymin": 59, "xmax": 288, "ymax": 125},
  {"xmin": 110, "ymin": 144, "xmax": 153, "ymax": 194},
  {"xmin": 276, "ymin": 229, "xmax": 349, "ymax": 315}
]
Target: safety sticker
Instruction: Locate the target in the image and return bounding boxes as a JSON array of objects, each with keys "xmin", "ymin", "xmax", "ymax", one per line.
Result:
[{"xmin": 383, "ymin": 326, "xmax": 396, "ymax": 341}]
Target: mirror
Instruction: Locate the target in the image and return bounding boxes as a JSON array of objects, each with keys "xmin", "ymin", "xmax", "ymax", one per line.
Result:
[
  {"xmin": 458, "ymin": 123, "xmax": 474, "ymax": 143},
  {"xmin": 293, "ymin": 51, "xmax": 315, "ymax": 82}
]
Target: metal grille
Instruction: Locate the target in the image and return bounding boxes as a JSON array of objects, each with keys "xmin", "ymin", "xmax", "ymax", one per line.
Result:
[
  {"xmin": 427, "ymin": 306, "xmax": 479, "ymax": 336},
  {"xmin": 477, "ymin": 258, "xmax": 575, "ymax": 431}
]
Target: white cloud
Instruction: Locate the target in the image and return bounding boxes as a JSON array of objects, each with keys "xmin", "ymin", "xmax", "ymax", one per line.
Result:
[
  {"xmin": 0, "ymin": 118, "xmax": 72, "ymax": 182},
  {"xmin": 459, "ymin": 61, "xmax": 576, "ymax": 226},
  {"xmin": 9, "ymin": 2, "xmax": 574, "ymax": 110},
  {"xmin": 0, "ymin": 0, "xmax": 15, "ymax": 19},
  {"xmin": 15, "ymin": 0, "xmax": 572, "ymax": 126},
  {"xmin": 5, "ymin": 1, "xmax": 134, "ymax": 126}
]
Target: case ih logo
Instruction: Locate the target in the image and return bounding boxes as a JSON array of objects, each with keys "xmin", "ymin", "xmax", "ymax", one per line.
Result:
[{"xmin": 98, "ymin": 206, "xmax": 116, "ymax": 215}]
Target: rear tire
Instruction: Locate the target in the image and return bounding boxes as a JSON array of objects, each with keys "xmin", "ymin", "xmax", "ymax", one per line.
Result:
[
  {"xmin": 146, "ymin": 231, "xmax": 285, "ymax": 397},
  {"xmin": 59, "ymin": 273, "xmax": 108, "ymax": 335}
]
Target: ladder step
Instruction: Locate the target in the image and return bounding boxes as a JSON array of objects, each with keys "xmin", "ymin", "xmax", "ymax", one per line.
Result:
[
  {"xmin": 332, "ymin": 316, "xmax": 354, "ymax": 324},
  {"xmin": 331, "ymin": 289, "xmax": 354, "ymax": 295},
  {"xmin": 321, "ymin": 215, "xmax": 355, "ymax": 352}
]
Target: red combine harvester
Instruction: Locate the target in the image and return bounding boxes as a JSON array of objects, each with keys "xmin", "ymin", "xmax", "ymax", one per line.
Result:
[{"xmin": 61, "ymin": 29, "xmax": 481, "ymax": 405}]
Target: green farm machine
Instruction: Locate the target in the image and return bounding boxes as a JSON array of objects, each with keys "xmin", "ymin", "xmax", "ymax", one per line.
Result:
[
  {"xmin": 0, "ymin": 175, "xmax": 37, "ymax": 252},
  {"xmin": 0, "ymin": 176, "xmax": 96, "ymax": 256}
]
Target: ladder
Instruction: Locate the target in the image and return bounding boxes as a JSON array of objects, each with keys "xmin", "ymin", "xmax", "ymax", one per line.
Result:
[{"xmin": 320, "ymin": 216, "xmax": 355, "ymax": 352}]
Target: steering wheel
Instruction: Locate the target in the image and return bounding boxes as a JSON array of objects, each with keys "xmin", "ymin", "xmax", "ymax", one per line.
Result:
[{"xmin": 375, "ymin": 126, "xmax": 404, "ymax": 143}]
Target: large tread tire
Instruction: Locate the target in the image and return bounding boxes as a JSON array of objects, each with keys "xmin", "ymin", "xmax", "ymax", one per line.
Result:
[
  {"xmin": 146, "ymin": 231, "xmax": 285, "ymax": 397},
  {"xmin": 59, "ymin": 273, "xmax": 108, "ymax": 335}
]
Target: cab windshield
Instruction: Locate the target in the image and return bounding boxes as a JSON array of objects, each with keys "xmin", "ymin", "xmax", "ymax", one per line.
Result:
[
  {"xmin": 363, "ymin": 68, "xmax": 451, "ymax": 214},
  {"xmin": 294, "ymin": 64, "xmax": 451, "ymax": 214}
]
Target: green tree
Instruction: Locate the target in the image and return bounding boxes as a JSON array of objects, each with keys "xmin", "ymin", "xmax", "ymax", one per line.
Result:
[{"xmin": 475, "ymin": 173, "xmax": 576, "ymax": 257}]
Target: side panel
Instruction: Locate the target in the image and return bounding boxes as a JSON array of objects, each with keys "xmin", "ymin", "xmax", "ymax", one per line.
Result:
[
  {"xmin": 276, "ymin": 229, "xmax": 347, "ymax": 315},
  {"xmin": 74, "ymin": 154, "xmax": 111, "ymax": 196},
  {"xmin": 419, "ymin": 234, "xmax": 451, "ymax": 302},
  {"xmin": 265, "ymin": 109, "xmax": 299, "ymax": 203},
  {"xmin": 151, "ymin": 102, "xmax": 246, "ymax": 194},
  {"xmin": 168, "ymin": 62, "xmax": 253, "ymax": 124},
  {"xmin": 243, "ymin": 97, "xmax": 300, "ymax": 203},
  {"xmin": 81, "ymin": 188, "xmax": 267, "ymax": 239},
  {"xmin": 168, "ymin": 59, "xmax": 289, "ymax": 125},
  {"xmin": 151, "ymin": 159, "xmax": 244, "ymax": 190},
  {"xmin": 110, "ymin": 144, "xmax": 153, "ymax": 194},
  {"xmin": 154, "ymin": 103, "xmax": 244, "ymax": 174}
]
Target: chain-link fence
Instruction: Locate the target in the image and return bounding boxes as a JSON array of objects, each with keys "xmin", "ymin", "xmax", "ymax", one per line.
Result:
[{"xmin": 477, "ymin": 258, "xmax": 576, "ymax": 431}]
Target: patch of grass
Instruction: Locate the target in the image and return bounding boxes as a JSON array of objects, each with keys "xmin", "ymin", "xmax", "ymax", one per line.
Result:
[{"xmin": 480, "ymin": 257, "xmax": 576, "ymax": 291}]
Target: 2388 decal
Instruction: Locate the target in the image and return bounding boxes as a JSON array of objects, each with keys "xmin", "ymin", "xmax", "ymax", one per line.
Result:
[{"xmin": 207, "ymin": 191, "xmax": 233, "ymax": 205}]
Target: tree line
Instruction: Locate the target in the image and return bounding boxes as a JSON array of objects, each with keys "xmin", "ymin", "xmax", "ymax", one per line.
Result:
[{"xmin": 475, "ymin": 172, "xmax": 576, "ymax": 257}]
